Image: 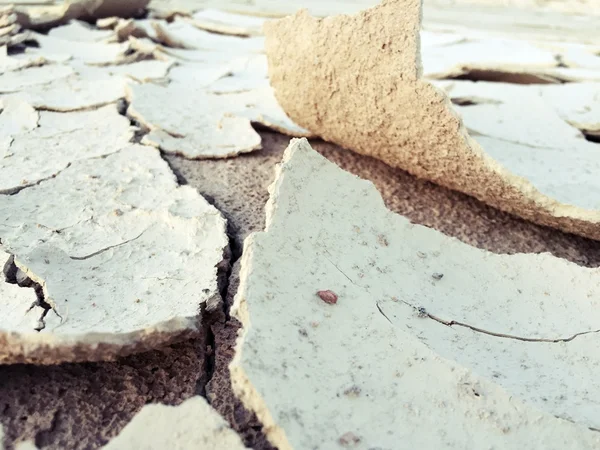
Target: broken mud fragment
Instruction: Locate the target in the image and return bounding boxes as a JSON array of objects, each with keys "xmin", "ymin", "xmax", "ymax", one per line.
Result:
[
  {"xmin": 152, "ymin": 17, "xmax": 264, "ymax": 54},
  {"xmin": 264, "ymin": 0, "xmax": 600, "ymax": 240},
  {"xmin": 229, "ymin": 139, "xmax": 600, "ymax": 449},
  {"xmin": 0, "ymin": 144, "xmax": 229, "ymax": 364},
  {"xmin": 126, "ymin": 81, "xmax": 309, "ymax": 159},
  {"xmin": 103, "ymin": 396, "xmax": 248, "ymax": 449}
]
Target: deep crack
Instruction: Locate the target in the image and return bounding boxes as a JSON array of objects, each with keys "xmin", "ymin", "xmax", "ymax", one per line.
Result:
[{"xmin": 3, "ymin": 254, "xmax": 57, "ymax": 332}]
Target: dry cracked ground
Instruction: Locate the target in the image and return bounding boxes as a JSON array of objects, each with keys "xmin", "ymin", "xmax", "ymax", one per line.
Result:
[{"xmin": 0, "ymin": 0, "xmax": 600, "ymax": 449}]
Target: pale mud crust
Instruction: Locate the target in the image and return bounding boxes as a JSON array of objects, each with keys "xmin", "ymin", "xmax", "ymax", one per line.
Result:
[
  {"xmin": 165, "ymin": 131, "xmax": 600, "ymax": 449},
  {"xmin": 0, "ymin": 145, "xmax": 229, "ymax": 365},
  {"xmin": 228, "ymin": 139, "xmax": 600, "ymax": 449},
  {"xmin": 0, "ymin": 337, "xmax": 207, "ymax": 450},
  {"xmin": 263, "ymin": 0, "xmax": 600, "ymax": 241}
]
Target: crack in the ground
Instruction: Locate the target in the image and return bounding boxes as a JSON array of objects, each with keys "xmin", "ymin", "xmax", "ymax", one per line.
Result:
[
  {"xmin": 69, "ymin": 229, "xmax": 147, "ymax": 261},
  {"xmin": 3, "ymin": 253, "xmax": 59, "ymax": 332},
  {"xmin": 393, "ymin": 298, "xmax": 600, "ymax": 343}
]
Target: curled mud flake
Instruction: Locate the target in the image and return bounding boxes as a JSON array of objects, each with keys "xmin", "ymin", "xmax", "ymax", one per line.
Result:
[
  {"xmin": 432, "ymin": 273, "xmax": 444, "ymax": 280},
  {"xmin": 338, "ymin": 432, "xmax": 361, "ymax": 447},
  {"xmin": 377, "ymin": 234, "xmax": 388, "ymax": 247},
  {"xmin": 317, "ymin": 290, "xmax": 338, "ymax": 305}
]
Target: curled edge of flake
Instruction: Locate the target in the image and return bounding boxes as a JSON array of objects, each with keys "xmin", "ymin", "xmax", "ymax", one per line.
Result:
[
  {"xmin": 263, "ymin": 0, "xmax": 600, "ymax": 241},
  {"xmin": 228, "ymin": 138, "xmax": 600, "ymax": 450}
]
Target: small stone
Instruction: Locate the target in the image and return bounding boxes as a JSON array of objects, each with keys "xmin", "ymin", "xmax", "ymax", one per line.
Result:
[
  {"xmin": 317, "ymin": 290, "xmax": 338, "ymax": 305},
  {"xmin": 432, "ymin": 273, "xmax": 444, "ymax": 280}
]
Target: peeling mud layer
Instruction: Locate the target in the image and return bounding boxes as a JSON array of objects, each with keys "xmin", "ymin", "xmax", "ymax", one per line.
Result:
[{"xmin": 264, "ymin": 0, "xmax": 600, "ymax": 240}]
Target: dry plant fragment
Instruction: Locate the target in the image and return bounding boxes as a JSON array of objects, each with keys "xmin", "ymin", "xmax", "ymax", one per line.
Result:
[
  {"xmin": 0, "ymin": 144, "xmax": 228, "ymax": 364},
  {"xmin": 229, "ymin": 139, "xmax": 600, "ymax": 449},
  {"xmin": 264, "ymin": 0, "xmax": 600, "ymax": 240},
  {"xmin": 103, "ymin": 396, "xmax": 248, "ymax": 449}
]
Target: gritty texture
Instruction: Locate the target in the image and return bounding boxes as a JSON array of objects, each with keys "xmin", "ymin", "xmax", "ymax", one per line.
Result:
[
  {"xmin": 264, "ymin": 0, "xmax": 600, "ymax": 240},
  {"xmin": 0, "ymin": 145, "xmax": 228, "ymax": 364},
  {"xmin": 103, "ymin": 396, "xmax": 248, "ymax": 449},
  {"xmin": 0, "ymin": 338, "xmax": 206, "ymax": 450},
  {"xmin": 229, "ymin": 139, "xmax": 600, "ymax": 449}
]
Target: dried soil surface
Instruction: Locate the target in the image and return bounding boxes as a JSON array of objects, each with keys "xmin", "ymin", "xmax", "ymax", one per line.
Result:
[{"xmin": 2, "ymin": 130, "xmax": 600, "ymax": 449}]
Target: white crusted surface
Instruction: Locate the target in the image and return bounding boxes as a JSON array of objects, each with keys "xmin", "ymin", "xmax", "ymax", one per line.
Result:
[
  {"xmin": 0, "ymin": 144, "xmax": 228, "ymax": 362},
  {"xmin": 126, "ymin": 81, "xmax": 309, "ymax": 158},
  {"xmin": 0, "ymin": 105, "xmax": 132, "ymax": 194},
  {"xmin": 0, "ymin": 64, "xmax": 74, "ymax": 93},
  {"xmin": 230, "ymin": 139, "xmax": 600, "ymax": 450},
  {"xmin": 152, "ymin": 17, "xmax": 264, "ymax": 53},
  {"xmin": 190, "ymin": 9, "xmax": 266, "ymax": 36},
  {"xmin": 0, "ymin": 97, "xmax": 38, "ymax": 148},
  {"xmin": 17, "ymin": 75, "xmax": 126, "ymax": 112},
  {"xmin": 422, "ymin": 37, "xmax": 558, "ymax": 78},
  {"xmin": 28, "ymin": 32, "xmax": 130, "ymax": 65},
  {"xmin": 48, "ymin": 20, "xmax": 115, "ymax": 42},
  {"xmin": 103, "ymin": 396, "xmax": 248, "ymax": 450},
  {"xmin": 127, "ymin": 82, "xmax": 261, "ymax": 159},
  {"xmin": 435, "ymin": 80, "xmax": 600, "ymax": 209}
]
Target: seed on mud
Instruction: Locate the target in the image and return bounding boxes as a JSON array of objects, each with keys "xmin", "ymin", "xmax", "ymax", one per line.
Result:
[{"xmin": 317, "ymin": 290, "xmax": 338, "ymax": 304}]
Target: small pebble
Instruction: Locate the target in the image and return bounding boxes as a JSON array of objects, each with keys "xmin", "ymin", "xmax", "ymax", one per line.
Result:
[
  {"xmin": 432, "ymin": 272, "xmax": 444, "ymax": 280},
  {"xmin": 317, "ymin": 290, "xmax": 338, "ymax": 304}
]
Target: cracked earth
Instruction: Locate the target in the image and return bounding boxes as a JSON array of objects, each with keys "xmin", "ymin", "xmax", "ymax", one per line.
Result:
[{"xmin": 0, "ymin": 0, "xmax": 600, "ymax": 449}]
